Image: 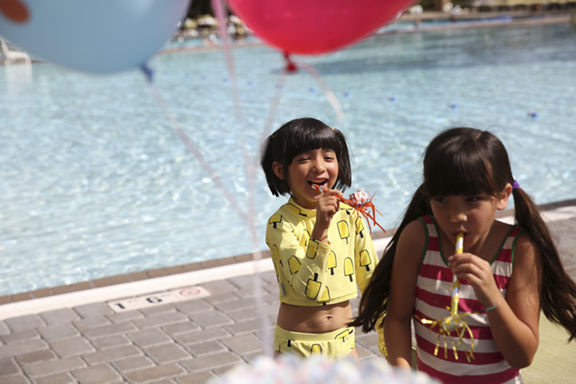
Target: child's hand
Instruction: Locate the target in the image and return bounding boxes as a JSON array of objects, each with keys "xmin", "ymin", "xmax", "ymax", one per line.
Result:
[
  {"xmin": 316, "ymin": 189, "xmax": 340, "ymax": 222},
  {"xmin": 312, "ymin": 189, "xmax": 341, "ymax": 243},
  {"xmin": 449, "ymin": 252, "xmax": 501, "ymax": 307}
]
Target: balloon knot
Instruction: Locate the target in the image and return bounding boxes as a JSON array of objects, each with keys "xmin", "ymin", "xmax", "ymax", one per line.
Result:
[
  {"xmin": 140, "ymin": 63, "xmax": 155, "ymax": 83},
  {"xmin": 283, "ymin": 52, "xmax": 298, "ymax": 73}
]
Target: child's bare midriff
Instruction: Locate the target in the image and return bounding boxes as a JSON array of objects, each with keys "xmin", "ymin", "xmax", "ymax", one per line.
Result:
[{"xmin": 277, "ymin": 301, "xmax": 353, "ymax": 333}]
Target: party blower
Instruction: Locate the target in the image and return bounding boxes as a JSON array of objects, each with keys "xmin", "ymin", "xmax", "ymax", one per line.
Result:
[
  {"xmin": 418, "ymin": 233, "xmax": 477, "ymax": 362},
  {"xmin": 311, "ymin": 185, "xmax": 385, "ymax": 233}
]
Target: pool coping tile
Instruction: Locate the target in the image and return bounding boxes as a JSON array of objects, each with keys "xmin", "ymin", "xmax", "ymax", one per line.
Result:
[{"xmin": 0, "ymin": 198, "xmax": 573, "ymax": 323}]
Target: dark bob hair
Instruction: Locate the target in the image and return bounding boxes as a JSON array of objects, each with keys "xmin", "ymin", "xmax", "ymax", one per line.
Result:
[{"xmin": 260, "ymin": 117, "xmax": 351, "ymax": 196}]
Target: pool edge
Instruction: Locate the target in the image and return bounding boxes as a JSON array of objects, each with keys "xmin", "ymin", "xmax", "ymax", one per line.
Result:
[{"xmin": 2, "ymin": 198, "xmax": 574, "ymax": 307}]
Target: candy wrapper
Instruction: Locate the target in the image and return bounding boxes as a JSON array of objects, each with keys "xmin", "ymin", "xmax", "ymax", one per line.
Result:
[{"xmin": 208, "ymin": 354, "xmax": 440, "ymax": 384}]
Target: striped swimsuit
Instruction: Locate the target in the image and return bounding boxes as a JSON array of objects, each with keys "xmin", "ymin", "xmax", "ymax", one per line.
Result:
[{"xmin": 414, "ymin": 216, "xmax": 523, "ymax": 384}]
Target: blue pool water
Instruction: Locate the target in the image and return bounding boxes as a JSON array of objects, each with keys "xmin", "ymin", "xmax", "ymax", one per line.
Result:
[{"xmin": 1, "ymin": 22, "xmax": 575, "ymax": 296}]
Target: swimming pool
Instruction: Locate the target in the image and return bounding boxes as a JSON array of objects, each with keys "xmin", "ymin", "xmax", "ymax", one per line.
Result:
[{"xmin": 1, "ymin": 21, "xmax": 575, "ymax": 296}]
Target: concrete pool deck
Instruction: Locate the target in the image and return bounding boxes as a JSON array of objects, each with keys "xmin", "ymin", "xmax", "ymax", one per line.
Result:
[{"xmin": 0, "ymin": 200, "xmax": 575, "ymax": 383}]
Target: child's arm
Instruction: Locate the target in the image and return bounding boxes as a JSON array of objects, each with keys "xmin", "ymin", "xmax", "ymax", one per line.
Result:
[
  {"xmin": 384, "ymin": 220, "xmax": 426, "ymax": 368},
  {"xmin": 450, "ymin": 234, "xmax": 542, "ymax": 368},
  {"xmin": 265, "ymin": 195, "xmax": 339, "ymax": 304}
]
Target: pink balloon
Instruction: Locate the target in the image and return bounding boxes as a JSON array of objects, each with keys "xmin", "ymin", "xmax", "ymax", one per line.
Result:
[{"xmin": 228, "ymin": 0, "xmax": 413, "ymax": 55}]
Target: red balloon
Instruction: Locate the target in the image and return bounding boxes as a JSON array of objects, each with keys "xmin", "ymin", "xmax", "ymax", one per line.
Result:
[
  {"xmin": 228, "ymin": 0, "xmax": 413, "ymax": 55},
  {"xmin": 0, "ymin": 0, "xmax": 29, "ymax": 23}
]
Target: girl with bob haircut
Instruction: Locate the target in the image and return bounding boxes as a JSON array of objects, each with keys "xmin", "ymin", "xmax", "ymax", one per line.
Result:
[
  {"xmin": 352, "ymin": 127, "xmax": 576, "ymax": 383},
  {"xmin": 261, "ymin": 117, "xmax": 378, "ymax": 359}
]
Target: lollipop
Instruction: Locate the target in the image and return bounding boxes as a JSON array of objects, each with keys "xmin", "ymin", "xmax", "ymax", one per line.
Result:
[
  {"xmin": 312, "ymin": 184, "xmax": 386, "ymax": 233},
  {"xmin": 417, "ymin": 233, "xmax": 476, "ymax": 362}
]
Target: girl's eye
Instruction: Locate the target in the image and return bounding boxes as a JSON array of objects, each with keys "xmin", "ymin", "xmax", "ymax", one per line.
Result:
[
  {"xmin": 467, "ymin": 195, "xmax": 484, "ymax": 202},
  {"xmin": 323, "ymin": 151, "xmax": 337, "ymax": 161},
  {"xmin": 433, "ymin": 197, "xmax": 448, "ymax": 203},
  {"xmin": 295, "ymin": 155, "xmax": 310, "ymax": 162}
]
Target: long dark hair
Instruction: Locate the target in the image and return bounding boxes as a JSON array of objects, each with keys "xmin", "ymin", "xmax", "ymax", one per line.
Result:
[
  {"xmin": 260, "ymin": 117, "xmax": 352, "ymax": 196},
  {"xmin": 352, "ymin": 127, "xmax": 576, "ymax": 341}
]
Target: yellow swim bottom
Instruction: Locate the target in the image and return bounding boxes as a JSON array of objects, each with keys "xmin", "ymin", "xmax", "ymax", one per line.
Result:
[{"xmin": 274, "ymin": 325, "xmax": 355, "ymax": 359}]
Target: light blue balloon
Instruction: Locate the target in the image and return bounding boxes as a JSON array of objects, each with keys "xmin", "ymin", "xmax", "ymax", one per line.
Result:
[{"xmin": 0, "ymin": 0, "xmax": 190, "ymax": 74}]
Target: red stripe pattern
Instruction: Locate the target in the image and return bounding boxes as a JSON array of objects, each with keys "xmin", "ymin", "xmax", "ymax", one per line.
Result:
[{"xmin": 414, "ymin": 216, "xmax": 522, "ymax": 383}]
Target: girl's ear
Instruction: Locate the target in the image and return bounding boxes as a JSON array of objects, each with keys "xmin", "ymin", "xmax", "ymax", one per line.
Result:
[
  {"xmin": 272, "ymin": 161, "xmax": 285, "ymax": 180},
  {"xmin": 496, "ymin": 183, "xmax": 513, "ymax": 210}
]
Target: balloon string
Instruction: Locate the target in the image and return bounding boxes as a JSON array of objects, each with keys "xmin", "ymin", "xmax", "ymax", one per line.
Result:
[
  {"xmin": 212, "ymin": 0, "xmax": 242, "ymax": 123},
  {"xmin": 211, "ymin": 0, "xmax": 258, "ymax": 258},
  {"xmin": 211, "ymin": 0, "xmax": 258, "ymax": 249},
  {"xmin": 258, "ymin": 73, "xmax": 287, "ymax": 151},
  {"xmin": 292, "ymin": 59, "xmax": 345, "ymax": 126},
  {"xmin": 212, "ymin": 0, "xmax": 256, "ymax": 226},
  {"xmin": 212, "ymin": 0, "xmax": 259, "ymax": 249},
  {"xmin": 145, "ymin": 73, "xmax": 274, "ymax": 356},
  {"xmin": 257, "ymin": 56, "xmax": 341, "ymax": 152},
  {"xmin": 143, "ymin": 75, "xmax": 248, "ymax": 224},
  {"xmin": 212, "ymin": 0, "xmax": 273, "ymax": 357}
]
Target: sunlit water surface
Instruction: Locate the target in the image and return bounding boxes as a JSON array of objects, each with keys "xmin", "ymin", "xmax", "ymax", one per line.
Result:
[{"xmin": 1, "ymin": 22, "xmax": 575, "ymax": 295}]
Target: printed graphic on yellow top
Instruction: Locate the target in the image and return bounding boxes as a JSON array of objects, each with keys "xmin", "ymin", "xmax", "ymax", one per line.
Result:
[
  {"xmin": 306, "ymin": 238, "xmax": 319, "ymax": 259},
  {"xmin": 343, "ymin": 257, "xmax": 354, "ymax": 282},
  {"xmin": 355, "ymin": 216, "xmax": 365, "ymax": 238},
  {"xmin": 305, "ymin": 273, "xmax": 331, "ymax": 303},
  {"xmin": 306, "ymin": 273, "xmax": 322, "ymax": 300},
  {"xmin": 360, "ymin": 250, "xmax": 372, "ymax": 272},
  {"xmin": 288, "ymin": 256, "xmax": 301, "ymax": 274},
  {"xmin": 337, "ymin": 220, "xmax": 350, "ymax": 244},
  {"xmin": 327, "ymin": 251, "xmax": 337, "ymax": 275},
  {"xmin": 265, "ymin": 198, "xmax": 378, "ymax": 306}
]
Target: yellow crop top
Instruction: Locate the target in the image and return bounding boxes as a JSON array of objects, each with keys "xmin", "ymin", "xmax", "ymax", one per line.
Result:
[{"xmin": 265, "ymin": 198, "xmax": 378, "ymax": 306}]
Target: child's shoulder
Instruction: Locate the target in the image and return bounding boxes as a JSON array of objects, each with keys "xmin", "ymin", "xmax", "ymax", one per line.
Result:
[
  {"xmin": 511, "ymin": 229, "xmax": 538, "ymax": 259},
  {"xmin": 391, "ymin": 218, "xmax": 429, "ymax": 272},
  {"xmin": 493, "ymin": 219, "xmax": 538, "ymax": 262},
  {"xmin": 494, "ymin": 219, "xmax": 525, "ymax": 241},
  {"xmin": 398, "ymin": 218, "xmax": 429, "ymax": 249},
  {"xmin": 267, "ymin": 200, "xmax": 312, "ymax": 225}
]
